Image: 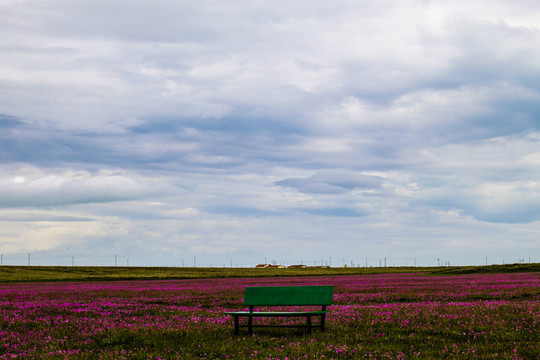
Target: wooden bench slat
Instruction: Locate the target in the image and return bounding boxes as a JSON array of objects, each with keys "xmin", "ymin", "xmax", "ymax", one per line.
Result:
[{"xmin": 244, "ymin": 285, "xmax": 334, "ymax": 306}]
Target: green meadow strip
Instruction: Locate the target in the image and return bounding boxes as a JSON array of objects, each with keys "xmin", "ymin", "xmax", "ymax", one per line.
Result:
[
  {"xmin": 0, "ymin": 263, "xmax": 538, "ymax": 283},
  {"xmin": 0, "ymin": 266, "xmax": 425, "ymax": 283}
]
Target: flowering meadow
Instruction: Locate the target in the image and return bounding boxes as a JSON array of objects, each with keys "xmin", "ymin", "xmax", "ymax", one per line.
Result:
[{"xmin": 0, "ymin": 272, "xmax": 538, "ymax": 359}]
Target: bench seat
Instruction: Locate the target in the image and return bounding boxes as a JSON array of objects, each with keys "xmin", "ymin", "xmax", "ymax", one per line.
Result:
[{"xmin": 225, "ymin": 310, "xmax": 329, "ymax": 317}]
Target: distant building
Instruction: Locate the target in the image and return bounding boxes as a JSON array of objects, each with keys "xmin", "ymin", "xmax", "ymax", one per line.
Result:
[
  {"xmin": 255, "ymin": 263, "xmax": 286, "ymax": 269},
  {"xmin": 287, "ymin": 264, "xmax": 307, "ymax": 268}
]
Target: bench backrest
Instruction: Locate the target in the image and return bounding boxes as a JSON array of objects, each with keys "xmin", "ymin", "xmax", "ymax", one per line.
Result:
[{"xmin": 243, "ymin": 286, "xmax": 334, "ymax": 306}]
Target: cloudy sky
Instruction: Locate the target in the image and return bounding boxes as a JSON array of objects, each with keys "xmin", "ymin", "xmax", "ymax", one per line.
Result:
[{"xmin": 1, "ymin": 0, "xmax": 539, "ymax": 267}]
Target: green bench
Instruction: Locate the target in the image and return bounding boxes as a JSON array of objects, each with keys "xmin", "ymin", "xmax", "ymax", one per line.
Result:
[{"xmin": 224, "ymin": 285, "xmax": 334, "ymax": 335}]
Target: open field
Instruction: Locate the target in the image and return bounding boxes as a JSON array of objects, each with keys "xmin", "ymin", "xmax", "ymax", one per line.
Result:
[
  {"xmin": 0, "ymin": 271, "xmax": 538, "ymax": 359},
  {"xmin": 0, "ymin": 265, "xmax": 425, "ymax": 283},
  {"xmin": 0, "ymin": 263, "xmax": 538, "ymax": 283}
]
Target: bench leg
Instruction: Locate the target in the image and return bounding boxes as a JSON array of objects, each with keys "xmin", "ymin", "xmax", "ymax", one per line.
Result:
[
  {"xmin": 248, "ymin": 315, "xmax": 254, "ymax": 335},
  {"xmin": 233, "ymin": 316, "xmax": 239, "ymax": 335},
  {"xmin": 307, "ymin": 315, "xmax": 312, "ymax": 333},
  {"xmin": 320, "ymin": 313, "xmax": 326, "ymax": 332}
]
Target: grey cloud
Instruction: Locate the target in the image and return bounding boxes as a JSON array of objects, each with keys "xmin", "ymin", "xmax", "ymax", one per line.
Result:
[
  {"xmin": 448, "ymin": 19, "xmax": 540, "ymax": 85},
  {"xmin": 462, "ymin": 201, "xmax": 540, "ymax": 224},
  {"xmin": 275, "ymin": 170, "xmax": 384, "ymax": 194},
  {"xmin": 0, "ymin": 214, "xmax": 93, "ymax": 222},
  {"xmin": 471, "ymin": 208, "xmax": 540, "ymax": 224},
  {"xmin": 204, "ymin": 205, "xmax": 286, "ymax": 218},
  {"xmin": 414, "ymin": 84, "xmax": 540, "ymax": 144},
  {"xmin": 38, "ymin": 1, "xmax": 228, "ymax": 43},
  {"xmin": 0, "ymin": 114, "xmax": 23, "ymax": 128},
  {"xmin": 294, "ymin": 207, "xmax": 367, "ymax": 217},
  {"xmin": 438, "ymin": 202, "xmax": 540, "ymax": 224},
  {"xmin": 420, "ymin": 180, "xmax": 540, "ymax": 224},
  {"xmin": 0, "ymin": 114, "xmax": 299, "ymax": 172}
]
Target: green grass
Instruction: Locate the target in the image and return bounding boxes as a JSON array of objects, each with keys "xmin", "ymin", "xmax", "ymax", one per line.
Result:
[
  {"xmin": 429, "ymin": 263, "xmax": 540, "ymax": 275},
  {"xmin": 0, "ymin": 263, "xmax": 538, "ymax": 283}
]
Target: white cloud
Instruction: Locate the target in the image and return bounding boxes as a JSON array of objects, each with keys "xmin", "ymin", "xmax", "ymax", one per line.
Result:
[
  {"xmin": 0, "ymin": 207, "xmax": 128, "ymax": 259},
  {"xmin": 0, "ymin": 168, "xmax": 177, "ymax": 207}
]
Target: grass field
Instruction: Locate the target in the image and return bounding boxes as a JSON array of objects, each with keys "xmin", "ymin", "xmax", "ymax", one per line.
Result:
[
  {"xmin": 0, "ymin": 265, "xmax": 538, "ymax": 359},
  {"xmin": 0, "ymin": 263, "xmax": 538, "ymax": 283}
]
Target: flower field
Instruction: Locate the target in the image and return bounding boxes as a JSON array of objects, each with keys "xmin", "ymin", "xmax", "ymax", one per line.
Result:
[{"xmin": 0, "ymin": 272, "xmax": 538, "ymax": 359}]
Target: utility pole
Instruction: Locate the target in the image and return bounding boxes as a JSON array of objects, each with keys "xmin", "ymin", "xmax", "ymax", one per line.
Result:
[{"xmin": 28, "ymin": 253, "xmax": 31, "ymax": 266}]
